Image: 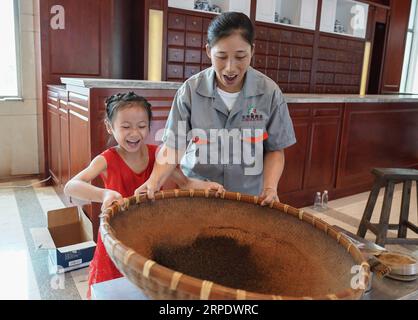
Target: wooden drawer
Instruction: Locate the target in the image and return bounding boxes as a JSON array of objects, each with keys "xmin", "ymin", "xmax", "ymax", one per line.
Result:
[
  {"xmin": 292, "ymin": 32, "xmax": 304, "ymax": 45},
  {"xmin": 167, "ymin": 30, "xmax": 185, "ymax": 46},
  {"xmin": 254, "ymin": 55, "xmax": 267, "ymax": 68},
  {"xmin": 281, "ymin": 30, "xmax": 292, "ymax": 43},
  {"xmin": 303, "ymin": 33, "xmax": 314, "ymax": 45},
  {"xmin": 186, "ymin": 16, "xmax": 202, "ymax": 32},
  {"xmin": 291, "ymin": 46, "xmax": 304, "ymax": 58},
  {"xmin": 302, "ymin": 47, "xmax": 313, "ymax": 58},
  {"xmin": 289, "ymin": 71, "xmax": 300, "ymax": 83},
  {"xmin": 167, "ymin": 64, "xmax": 184, "ymax": 79},
  {"xmin": 168, "ymin": 13, "xmax": 185, "ymax": 30},
  {"xmin": 278, "ymin": 57, "xmax": 290, "ymax": 70},
  {"xmin": 201, "ymin": 50, "xmax": 211, "ymax": 64},
  {"xmin": 186, "ymin": 32, "xmax": 202, "ymax": 48},
  {"xmin": 280, "ymin": 44, "xmax": 291, "ymax": 57},
  {"xmin": 266, "ymin": 69, "xmax": 278, "ymax": 82},
  {"xmin": 267, "ymin": 56, "xmax": 278, "ymax": 69},
  {"xmin": 301, "ymin": 59, "xmax": 312, "ymax": 71},
  {"xmin": 203, "ymin": 18, "xmax": 211, "ymax": 33},
  {"xmin": 255, "ymin": 26, "xmax": 269, "ymax": 40},
  {"xmin": 167, "ymin": 48, "xmax": 184, "ymax": 62},
  {"xmin": 315, "ymin": 73, "xmax": 324, "ymax": 84},
  {"xmin": 269, "ymin": 29, "xmax": 281, "ymax": 42},
  {"xmin": 185, "ymin": 49, "xmax": 201, "ymax": 64},
  {"xmin": 184, "ymin": 65, "xmax": 200, "ymax": 78},
  {"xmin": 300, "ymin": 72, "xmax": 310, "ymax": 83},
  {"xmin": 278, "ymin": 70, "xmax": 289, "ymax": 82},
  {"xmin": 268, "ymin": 42, "xmax": 279, "ymax": 55},
  {"xmin": 255, "ymin": 40, "xmax": 268, "ymax": 53},
  {"xmin": 202, "ymin": 33, "xmax": 208, "ymax": 48},
  {"xmin": 290, "ymin": 59, "xmax": 301, "ymax": 70}
]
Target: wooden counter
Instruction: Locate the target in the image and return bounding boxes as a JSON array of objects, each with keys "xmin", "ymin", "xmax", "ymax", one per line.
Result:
[{"xmin": 46, "ymin": 79, "xmax": 418, "ymax": 240}]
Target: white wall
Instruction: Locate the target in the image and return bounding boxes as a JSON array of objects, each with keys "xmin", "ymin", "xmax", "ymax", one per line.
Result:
[{"xmin": 0, "ymin": 0, "xmax": 40, "ymax": 178}]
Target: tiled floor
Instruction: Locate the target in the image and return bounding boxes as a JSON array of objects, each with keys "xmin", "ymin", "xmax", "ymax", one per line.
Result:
[
  {"xmin": 0, "ymin": 179, "xmax": 89, "ymax": 300},
  {"xmin": 0, "ymin": 178, "xmax": 417, "ymax": 299}
]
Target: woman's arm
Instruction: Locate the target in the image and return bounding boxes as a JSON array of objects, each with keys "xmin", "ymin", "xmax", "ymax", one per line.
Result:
[
  {"xmin": 64, "ymin": 156, "xmax": 124, "ymax": 210},
  {"xmin": 260, "ymin": 150, "xmax": 285, "ymax": 205}
]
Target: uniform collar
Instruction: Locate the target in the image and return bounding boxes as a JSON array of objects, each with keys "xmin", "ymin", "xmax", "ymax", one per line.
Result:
[{"xmin": 196, "ymin": 66, "xmax": 264, "ymax": 98}]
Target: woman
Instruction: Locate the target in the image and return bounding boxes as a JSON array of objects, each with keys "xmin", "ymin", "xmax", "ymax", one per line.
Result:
[{"xmin": 136, "ymin": 12, "xmax": 296, "ymax": 205}]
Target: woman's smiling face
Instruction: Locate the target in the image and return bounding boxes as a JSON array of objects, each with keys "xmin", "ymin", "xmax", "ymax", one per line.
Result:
[{"xmin": 206, "ymin": 31, "xmax": 254, "ymax": 93}]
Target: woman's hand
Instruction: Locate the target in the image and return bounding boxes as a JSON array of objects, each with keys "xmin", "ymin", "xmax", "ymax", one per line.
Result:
[
  {"xmin": 134, "ymin": 178, "xmax": 160, "ymax": 201},
  {"xmin": 259, "ymin": 187, "xmax": 280, "ymax": 206},
  {"xmin": 183, "ymin": 178, "xmax": 225, "ymax": 196},
  {"xmin": 101, "ymin": 189, "xmax": 124, "ymax": 211}
]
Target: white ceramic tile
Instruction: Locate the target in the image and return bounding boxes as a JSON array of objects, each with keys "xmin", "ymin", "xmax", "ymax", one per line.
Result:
[
  {"xmin": 70, "ymin": 268, "xmax": 90, "ymax": 300},
  {"xmin": 20, "ymin": 13, "xmax": 35, "ymax": 32},
  {"xmin": 8, "ymin": 115, "xmax": 39, "ymax": 175},
  {"xmin": 20, "ymin": 32, "xmax": 38, "ymax": 100},
  {"xmin": 0, "ymin": 99, "xmax": 37, "ymax": 116}
]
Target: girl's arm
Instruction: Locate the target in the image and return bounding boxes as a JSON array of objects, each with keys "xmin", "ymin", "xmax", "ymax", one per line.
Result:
[
  {"xmin": 134, "ymin": 144, "xmax": 180, "ymax": 199},
  {"xmin": 64, "ymin": 156, "xmax": 124, "ymax": 210},
  {"xmin": 260, "ymin": 150, "xmax": 285, "ymax": 206}
]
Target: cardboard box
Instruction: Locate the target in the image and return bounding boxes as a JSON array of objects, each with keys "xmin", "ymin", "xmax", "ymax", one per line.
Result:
[{"xmin": 31, "ymin": 206, "xmax": 96, "ymax": 274}]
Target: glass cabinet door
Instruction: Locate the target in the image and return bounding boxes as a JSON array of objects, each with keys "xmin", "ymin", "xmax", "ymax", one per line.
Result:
[
  {"xmin": 320, "ymin": 0, "xmax": 369, "ymax": 38},
  {"xmin": 256, "ymin": 0, "xmax": 318, "ymax": 30},
  {"xmin": 168, "ymin": 0, "xmax": 251, "ymax": 17}
]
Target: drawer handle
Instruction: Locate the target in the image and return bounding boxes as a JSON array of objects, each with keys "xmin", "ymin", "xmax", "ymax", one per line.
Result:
[
  {"xmin": 192, "ymin": 37, "xmax": 196, "ymax": 41},
  {"xmin": 176, "ymin": 18, "xmax": 179, "ymax": 23},
  {"xmin": 174, "ymin": 69, "xmax": 178, "ymax": 73},
  {"xmin": 193, "ymin": 21, "xmax": 197, "ymax": 25},
  {"xmin": 175, "ymin": 35, "xmax": 179, "ymax": 40}
]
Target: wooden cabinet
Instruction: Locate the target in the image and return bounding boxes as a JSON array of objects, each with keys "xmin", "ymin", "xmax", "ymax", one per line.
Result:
[
  {"xmin": 165, "ymin": 8, "xmax": 213, "ymax": 82},
  {"xmin": 279, "ymin": 103, "xmax": 343, "ymax": 204},
  {"xmin": 254, "ymin": 22, "xmax": 315, "ymax": 93},
  {"xmin": 39, "ymin": 0, "xmax": 142, "ymax": 176}
]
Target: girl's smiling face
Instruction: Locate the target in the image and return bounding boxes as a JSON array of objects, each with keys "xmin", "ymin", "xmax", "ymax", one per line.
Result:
[
  {"xmin": 206, "ymin": 31, "xmax": 254, "ymax": 93},
  {"xmin": 106, "ymin": 103, "xmax": 150, "ymax": 153}
]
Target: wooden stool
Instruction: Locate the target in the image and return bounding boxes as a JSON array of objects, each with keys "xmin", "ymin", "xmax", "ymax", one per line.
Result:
[{"xmin": 357, "ymin": 168, "xmax": 418, "ymax": 247}]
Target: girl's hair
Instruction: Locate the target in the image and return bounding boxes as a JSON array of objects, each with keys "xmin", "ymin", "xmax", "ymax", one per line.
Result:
[
  {"xmin": 105, "ymin": 92, "xmax": 152, "ymax": 128},
  {"xmin": 207, "ymin": 12, "xmax": 254, "ymax": 47}
]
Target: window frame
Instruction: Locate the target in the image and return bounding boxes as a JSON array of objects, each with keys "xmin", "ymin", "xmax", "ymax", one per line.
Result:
[
  {"xmin": 0, "ymin": 0, "xmax": 22, "ymax": 100},
  {"xmin": 400, "ymin": 0, "xmax": 417, "ymax": 93}
]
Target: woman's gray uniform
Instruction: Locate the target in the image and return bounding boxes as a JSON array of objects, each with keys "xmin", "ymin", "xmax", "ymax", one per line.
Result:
[{"xmin": 163, "ymin": 66, "xmax": 296, "ymax": 195}]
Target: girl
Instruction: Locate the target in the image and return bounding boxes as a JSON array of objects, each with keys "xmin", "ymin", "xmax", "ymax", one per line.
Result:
[
  {"xmin": 64, "ymin": 92, "xmax": 223, "ymax": 298},
  {"xmin": 136, "ymin": 12, "xmax": 296, "ymax": 206}
]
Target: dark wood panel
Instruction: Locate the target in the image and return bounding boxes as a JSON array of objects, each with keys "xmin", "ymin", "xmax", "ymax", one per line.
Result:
[
  {"xmin": 337, "ymin": 103, "xmax": 418, "ymax": 187},
  {"xmin": 48, "ymin": 0, "xmax": 100, "ymax": 75},
  {"xmin": 69, "ymin": 110, "xmax": 90, "ymax": 178},
  {"xmin": 380, "ymin": 0, "xmax": 412, "ymax": 92},
  {"xmin": 304, "ymin": 119, "xmax": 341, "ymax": 189},
  {"xmin": 278, "ymin": 120, "xmax": 309, "ymax": 194}
]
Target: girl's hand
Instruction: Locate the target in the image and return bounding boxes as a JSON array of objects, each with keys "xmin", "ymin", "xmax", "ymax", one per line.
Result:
[
  {"xmin": 101, "ymin": 189, "xmax": 124, "ymax": 211},
  {"xmin": 183, "ymin": 178, "xmax": 225, "ymax": 196},
  {"xmin": 134, "ymin": 178, "xmax": 160, "ymax": 201},
  {"xmin": 259, "ymin": 187, "xmax": 280, "ymax": 206}
]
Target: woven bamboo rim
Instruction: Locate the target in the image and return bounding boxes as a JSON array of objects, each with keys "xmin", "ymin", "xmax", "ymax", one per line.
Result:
[{"xmin": 100, "ymin": 189, "xmax": 370, "ymax": 300}]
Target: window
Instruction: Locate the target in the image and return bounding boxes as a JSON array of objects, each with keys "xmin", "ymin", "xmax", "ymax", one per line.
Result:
[
  {"xmin": 0, "ymin": 0, "xmax": 20, "ymax": 98},
  {"xmin": 400, "ymin": 0, "xmax": 418, "ymax": 93}
]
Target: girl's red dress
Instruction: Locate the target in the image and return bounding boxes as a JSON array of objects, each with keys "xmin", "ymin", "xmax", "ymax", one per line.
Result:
[{"xmin": 86, "ymin": 144, "xmax": 158, "ymax": 298}]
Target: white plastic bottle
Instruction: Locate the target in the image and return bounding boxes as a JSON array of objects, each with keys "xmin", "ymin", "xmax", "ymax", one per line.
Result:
[
  {"xmin": 314, "ymin": 192, "xmax": 322, "ymax": 210},
  {"xmin": 322, "ymin": 190, "xmax": 329, "ymax": 210}
]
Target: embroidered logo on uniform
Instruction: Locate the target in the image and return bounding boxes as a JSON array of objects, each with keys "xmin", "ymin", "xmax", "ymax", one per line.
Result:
[{"xmin": 242, "ymin": 104, "xmax": 263, "ymax": 122}]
